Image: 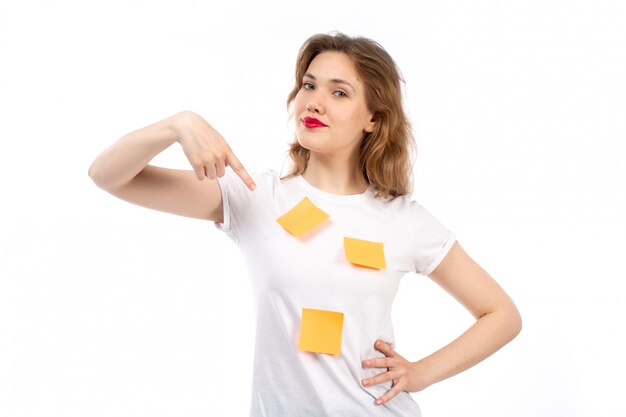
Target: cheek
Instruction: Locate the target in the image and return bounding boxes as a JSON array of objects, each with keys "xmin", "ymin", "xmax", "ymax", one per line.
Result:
[
  {"xmin": 293, "ymin": 91, "xmax": 306, "ymax": 113},
  {"xmin": 346, "ymin": 115, "xmax": 363, "ymax": 130}
]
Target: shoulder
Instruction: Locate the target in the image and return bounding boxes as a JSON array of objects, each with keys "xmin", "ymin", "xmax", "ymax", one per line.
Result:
[
  {"xmin": 221, "ymin": 168, "xmax": 279, "ymax": 192},
  {"xmin": 371, "ymin": 192, "xmax": 421, "ymax": 215},
  {"xmin": 372, "ymin": 193, "xmax": 447, "ymax": 231},
  {"xmin": 250, "ymin": 168, "xmax": 280, "ymax": 181},
  {"xmin": 248, "ymin": 169, "xmax": 281, "ymax": 189}
]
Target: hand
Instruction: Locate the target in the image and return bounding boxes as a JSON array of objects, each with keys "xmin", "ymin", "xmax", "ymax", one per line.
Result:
[
  {"xmin": 361, "ymin": 340, "xmax": 427, "ymax": 406},
  {"xmin": 171, "ymin": 111, "xmax": 256, "ymax": 190}
]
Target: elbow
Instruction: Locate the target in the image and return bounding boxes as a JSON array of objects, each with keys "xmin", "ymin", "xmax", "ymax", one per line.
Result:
[
  {"xmin": 87, "ymin": 163, "xmax": 111, "ymax": 190},
  {"xmin": 506, "ymin": 302, "xmax": 523, "ymax": 341},
  {"xmin": 481, "ymin": 301, "xmax": 522, "ymax": 342},
  {"xmin": 87, "ymin": 163, "xmax": 102, "ymax": 187},
  {"xmin": 87, "ymin": 164, "xmax": 95, "ymax": 182}
]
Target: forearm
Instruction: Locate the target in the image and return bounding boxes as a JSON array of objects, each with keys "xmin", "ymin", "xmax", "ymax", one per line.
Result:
[
  {"xmin": 88, "ymin": 112, "xmax": 181, "ymax": 190},
  {"xmin": 414, "ymin": 306, "xmax": 521, "ymax": 390}
]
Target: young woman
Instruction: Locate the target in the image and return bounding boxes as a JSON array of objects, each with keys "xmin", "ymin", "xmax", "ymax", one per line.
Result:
[{"xmin": 89, "ymin": 32, "xmax": 522, "ymax": 416}]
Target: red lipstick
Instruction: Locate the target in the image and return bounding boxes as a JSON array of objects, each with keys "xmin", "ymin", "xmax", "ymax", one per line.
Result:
[{"xmin": 302, "ymin": 117, "xmax": 327, "ymax": 128}]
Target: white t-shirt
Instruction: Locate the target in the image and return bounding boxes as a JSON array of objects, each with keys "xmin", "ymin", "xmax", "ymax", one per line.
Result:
[{"xmin": 215, "ymin": 169, "xmax": 456, "ymax": 417}]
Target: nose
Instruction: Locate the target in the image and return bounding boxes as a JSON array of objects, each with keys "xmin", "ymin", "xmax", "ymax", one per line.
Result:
[
  {"xmin": 306, "ymin": 103, "xmax": 319, "ymax": 113},
  {"xmin": 305, "ymin": 92, "xmax": 324, "ymax": 114}
]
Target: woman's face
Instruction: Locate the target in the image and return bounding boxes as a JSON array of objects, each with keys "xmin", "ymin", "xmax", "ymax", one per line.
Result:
[{"xmin": 294, "ymin": 51, "xmax": 376, "ymax": 159}]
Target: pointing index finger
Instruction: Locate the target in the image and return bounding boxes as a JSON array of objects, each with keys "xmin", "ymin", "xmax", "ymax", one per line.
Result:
[{"xmin": 226, "ymin": 150, "xmax": 256, "ymax": 191}]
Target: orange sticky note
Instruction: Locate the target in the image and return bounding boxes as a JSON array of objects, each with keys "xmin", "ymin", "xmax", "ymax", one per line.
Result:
[
  {"xmin": 276, "ymin": 197, "xmax": 330, "ymax": 236},
  {"xmin": 344, "ymin": 237, "xmax": 386, "ymax": 269},
  {"xmin": 298, "ymin": 308, "xmax": 344, "ymax": 355}
]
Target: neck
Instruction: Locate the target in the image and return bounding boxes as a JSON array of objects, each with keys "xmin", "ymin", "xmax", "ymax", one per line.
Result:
[{"xmin": 302, "ymin": 151, "xmax": 368, "ymax": 195}]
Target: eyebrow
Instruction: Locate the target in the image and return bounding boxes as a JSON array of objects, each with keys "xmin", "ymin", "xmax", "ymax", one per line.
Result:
[{"xmin": 304, "ymin": 72, "xmax": 356, "ymax": 93}]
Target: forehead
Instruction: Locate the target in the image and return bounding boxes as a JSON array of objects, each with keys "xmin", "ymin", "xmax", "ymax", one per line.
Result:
[{"xmin": 305, "ymin": 51, "xmax": 362, "ymax": 84}]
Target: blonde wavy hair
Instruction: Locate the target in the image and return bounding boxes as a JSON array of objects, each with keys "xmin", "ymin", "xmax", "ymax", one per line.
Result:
[{"xmin": 285, "ymin": 32, "xmax": 415, "ymax": 199}]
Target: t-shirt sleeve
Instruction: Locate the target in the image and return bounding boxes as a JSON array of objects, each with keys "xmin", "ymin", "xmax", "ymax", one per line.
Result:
[
  {"xmin": 214, "ymin": 169, "xmax": 263, "ymax": 242},
  {"xmin": 408, "ymin": 202, "xmax": 456, "ymax": 276}
]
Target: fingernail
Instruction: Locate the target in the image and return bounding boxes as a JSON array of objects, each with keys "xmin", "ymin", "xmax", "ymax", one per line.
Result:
[
  {"xmin": 365, "ymin": 360, "xmax": 371, "ymax": 366},
  {"xmin": 250, "ymin": 183, "xmax": 256, "ymax": 190},
  {"xmin": 376, "ymin": 398, "xmax": 383, "ymax": 405},
  {"xmin": 362, "ymin": 379, "xmax": 369, "ymax": 386}
]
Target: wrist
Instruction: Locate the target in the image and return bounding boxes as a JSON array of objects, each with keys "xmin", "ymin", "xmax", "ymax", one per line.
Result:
[
  {"xmin": 410, "ymin": 360, "xmax": 435, "ymax": 392},
  {"xmin": 167, "ymin": 110, "xmax": 196, "ymax": 144}
]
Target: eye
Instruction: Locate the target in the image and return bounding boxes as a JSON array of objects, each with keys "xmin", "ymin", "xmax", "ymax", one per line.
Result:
[
  {"xmin": 334, "ymin": 90, "xmax": 348, "ymax": 98},
  {"xmin": 302, "ymin": 82, "xmax": 314, "ymax": 90}
]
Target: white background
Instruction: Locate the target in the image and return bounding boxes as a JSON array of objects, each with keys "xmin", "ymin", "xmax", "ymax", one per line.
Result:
[{"xmin": 1, "ymin": 1, "xmax": 625, "ymax": 416}]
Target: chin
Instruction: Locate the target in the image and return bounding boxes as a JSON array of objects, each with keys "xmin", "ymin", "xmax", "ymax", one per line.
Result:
[{"xmin": 295, "ymin": 133, "xmax": 322, "ymax": 153}]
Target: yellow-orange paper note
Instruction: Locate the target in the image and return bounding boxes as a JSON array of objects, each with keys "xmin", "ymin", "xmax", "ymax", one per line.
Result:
[
  {"xmin": 298, "ymin": 308, "xmax": 344, "ymax": 355},
  {"xmin": 276, "ymin": 197, "xmax": 330, "ymax": 237},
  {"xmin": 344, "ymin": 237, "xmax": 386, "ymax": 269}
]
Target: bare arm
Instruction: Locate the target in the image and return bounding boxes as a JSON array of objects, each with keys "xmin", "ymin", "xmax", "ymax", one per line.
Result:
[
  {"xmin": 88, "ymin": 111, "xmax": 255, "ymax": 222},
  {"xmin": 412, "ymin": 241, "xmax": 522, "ymax": 388},
  {"xmin": 362, "ymin": 241, "xmax": 522, "ymax": 405}
]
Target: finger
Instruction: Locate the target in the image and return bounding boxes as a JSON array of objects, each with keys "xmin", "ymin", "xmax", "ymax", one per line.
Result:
[
  {"xmin": 204, "ymin": 163, "xmax": 217, "ymax": 180},
  {"xmin": 375, "ymin": 381, "xmax": 405, "ymax": 406},
  {"xmin": 375, "ymin": 340, "xmax": 395, "ymax": 356},
  {"xmin": 215, "ymin": 158, "xmax": 226, "ymax": 178},
  {"xmin": 226, "ymin": 151, "xmax": 256, "ymax": 190},
  {"xmin": 361, "ymin": 369, "xmax": 396, "ymax": 387},
  {"xmin": 192, "ymin": 164, "xmax": 206, "ymax": 181},
  {"xmin": 362, "ymin": 357, "xmax": 394, "ymax": 369}
]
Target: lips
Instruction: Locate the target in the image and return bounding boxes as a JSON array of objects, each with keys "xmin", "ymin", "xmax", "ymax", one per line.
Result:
[{"xmin": 302, "ymin": 117, "xmax": 327, "ymax": 128}]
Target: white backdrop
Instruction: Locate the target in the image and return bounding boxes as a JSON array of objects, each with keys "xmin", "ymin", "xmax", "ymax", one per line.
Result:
[{"xmin": 1, "ymin": 1, "xmax": 625, "ymax": 416}]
